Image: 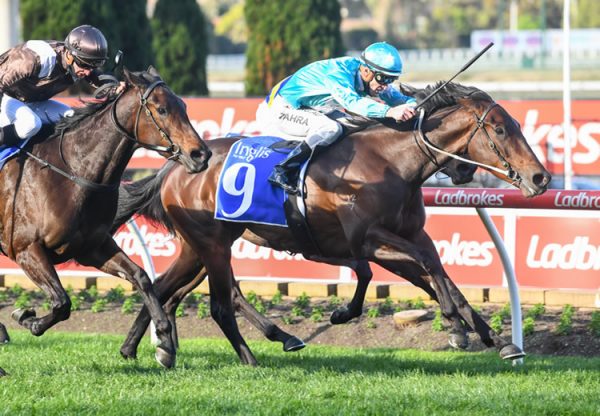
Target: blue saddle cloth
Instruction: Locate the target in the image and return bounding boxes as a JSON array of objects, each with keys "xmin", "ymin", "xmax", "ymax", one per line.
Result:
[
  {"xmin": 0, "ymin": 137, "xmax": 32, "ymax": 170},
  {"xmin": 215, "ymin": 136, "xmax": 303, "ymax": 227}
]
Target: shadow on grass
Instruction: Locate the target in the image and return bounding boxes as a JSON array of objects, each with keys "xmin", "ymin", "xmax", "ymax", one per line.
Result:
[{"xmin": 3, "ymin": 330, "xmax": 600, "ymax": 378}]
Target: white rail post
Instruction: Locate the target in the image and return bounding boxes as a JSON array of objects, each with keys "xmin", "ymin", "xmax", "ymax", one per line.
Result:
[
  {"xmin": 125, "ymin": 219, "xmax": 159, "ymax": 345},
  {"xmin": 476, "ymin": 208, "xmax": 524, "ymax": 365}
]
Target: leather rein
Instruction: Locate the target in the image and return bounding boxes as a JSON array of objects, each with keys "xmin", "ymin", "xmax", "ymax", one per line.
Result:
[
  {"xmin": 23, "ymin": 80, "xmax": 178, "ymax": 192},
  {"xmin": 414, "ymin": 103, "xmax": 522, "ymax": 186}
]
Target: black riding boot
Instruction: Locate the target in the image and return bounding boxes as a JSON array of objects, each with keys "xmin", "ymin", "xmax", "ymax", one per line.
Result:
[
  {"xmin": 0, "ymin": 125, "xmax": 20, "ymax": 147},
  {"xmin": 268, "ymin": 141, "xmax": 312, "ymax": 195}
]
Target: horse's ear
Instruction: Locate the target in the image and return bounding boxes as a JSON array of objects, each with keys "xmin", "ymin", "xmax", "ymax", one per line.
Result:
[
  {"xmin": 122, "ymin": 67, "xmax": 145, "ymax": 86},
  {"xmin": 147, "ymin": 65, "xmax": 162, "ymax": 80}
]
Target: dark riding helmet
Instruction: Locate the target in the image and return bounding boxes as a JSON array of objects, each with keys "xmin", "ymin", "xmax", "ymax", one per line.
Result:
[{"xmin": 65, "ymin": 25, "xmax": 108, "ymax": 69}]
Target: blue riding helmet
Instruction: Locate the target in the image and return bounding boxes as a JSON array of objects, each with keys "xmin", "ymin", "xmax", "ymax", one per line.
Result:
[{"xmin": 360, "ymin": 42, "xmax": 403, "ymax": 76}]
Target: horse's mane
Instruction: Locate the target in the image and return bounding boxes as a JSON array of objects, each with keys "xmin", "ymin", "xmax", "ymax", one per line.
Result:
[
  {"xmin": 52, "ymin": 97, "xmax": 116, "ymax": 137},
  {"xmin": 52, "ymin": 70, "xmax": 156, "ymax": 139},
  {"xmin": 398, "ymin": 81, "xmax": 493, "ymax": 114}
]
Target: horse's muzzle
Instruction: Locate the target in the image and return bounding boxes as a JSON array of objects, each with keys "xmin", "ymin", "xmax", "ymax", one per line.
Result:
[
  {"xmin": 182, "ymin": 148, "xmax": 212, "ymax": 173},
  {"xmin": 520, "ymin": 171, "xmax": 552, "ymax": 197}
]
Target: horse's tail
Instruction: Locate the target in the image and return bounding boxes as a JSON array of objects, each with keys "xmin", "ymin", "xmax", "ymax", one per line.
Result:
[{"xmin": 111, "ymin": 162, "xmax": 177, "ymax": 235}]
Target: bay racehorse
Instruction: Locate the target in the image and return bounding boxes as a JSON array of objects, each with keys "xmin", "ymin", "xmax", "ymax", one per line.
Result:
[
  {"xmin": 114, "ymin": 82, "xmax": 550, "ymax": 366},
  {"xmin": 0, "ymin": 67, "xmax": 211, "ymax": 376},
  {"xmin": 111, "ymin": 158, "xmax": 476, "ymax": 360}
]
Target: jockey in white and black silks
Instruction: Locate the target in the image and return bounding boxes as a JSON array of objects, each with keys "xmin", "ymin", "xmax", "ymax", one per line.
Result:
[
  {"xmin": 0, "ymin": 25, "xmax": 117, "ymax": 147},
  {"xmin": 256, "ymin": 42, "xmax": 418, "ymax": 195}
]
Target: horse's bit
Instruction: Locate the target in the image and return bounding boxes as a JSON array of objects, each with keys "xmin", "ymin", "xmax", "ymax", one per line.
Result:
[{"xmin": 414, "ymin": 104, "xmax": 520, "ymax": 184}]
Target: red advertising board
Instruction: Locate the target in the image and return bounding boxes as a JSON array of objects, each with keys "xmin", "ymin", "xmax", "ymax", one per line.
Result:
[
  {"xmin": 3, "ymin": 99, "xmax": 599, "ymax": 291},
  {"xmin": 370, "ymin": 213, "xmax": 505, "ymax": 286},
  {"xmin": 515, "ymin": 216, "xmax": 600, "ymax": 290},
  {"xmin": 1, "ymin": 210, "xmax": 598, "ymax": 290},
  {"xmin": 116, "ymin": 98, "xmax": 600, "ymax": 175}
]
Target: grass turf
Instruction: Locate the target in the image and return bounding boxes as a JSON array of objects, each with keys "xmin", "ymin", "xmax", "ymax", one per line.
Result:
[{"xmin": 1, "ymin": 331, "xmax": 599, "ymax": 415}]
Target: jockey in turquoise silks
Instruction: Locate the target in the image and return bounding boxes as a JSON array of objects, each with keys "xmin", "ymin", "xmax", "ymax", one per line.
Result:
[{"xmin": 256, "ymin": 41, "xmax": 417, "ymax": 195}]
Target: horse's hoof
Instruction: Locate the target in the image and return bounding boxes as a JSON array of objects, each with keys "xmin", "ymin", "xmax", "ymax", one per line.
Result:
[
  {"xmin": 11, "ymin": 308, "xmax": 36, "ymax": 324},
  {"xmin": 330, "ymin": 308, "xmax": 353, "ymax": 325},
  {"xmin": 155, "ymin": 347, "xmax": 176, "ymax": 369},
  {"xmin": 0, "ymin": 367, "xmax": 7, "ymax": 377},
  {"xmin": 0, "ymin": 323, "xmax": 10, "ymax": 344},
  {"xmin": 448, "ymin": 331, "xmax": 469, "ymax": 350},
  {"xmin": 500, "ymin": 344, "xmax": 526, "ymax": 360},
  {"xmin": 283, "ymin": 336, "xmax": 306, "ymax": 352},
  {"xmin": 120, "ymin": 347, "xmax": 137, "ymax": 360}
]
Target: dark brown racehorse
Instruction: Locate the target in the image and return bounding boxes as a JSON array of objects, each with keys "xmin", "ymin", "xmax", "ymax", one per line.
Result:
[
  {"xmin": 114, "ymin": 82, "xmax": 551, "ymax": 366},
  {"xmin": 0, "ymin": 67, "xmax": 211, "ymax": 376}
]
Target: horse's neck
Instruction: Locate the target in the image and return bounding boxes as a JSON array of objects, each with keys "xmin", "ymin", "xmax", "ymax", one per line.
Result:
[
  {"xmin": 359, "ymin": 108, "xmax": 471, "ymax": 185},
  {"xmin": 61, "ymin": 95, "xmax": 138, "ymax": 185}
]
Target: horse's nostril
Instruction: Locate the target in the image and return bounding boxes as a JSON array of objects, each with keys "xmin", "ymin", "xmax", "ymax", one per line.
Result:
[
  {"xmin": 533, "ymin": 172, "xmax": 551, "ymax": 188},
  {"xmin": 190, "ymin": 149, "xmax": 210, "ymax": 161}
]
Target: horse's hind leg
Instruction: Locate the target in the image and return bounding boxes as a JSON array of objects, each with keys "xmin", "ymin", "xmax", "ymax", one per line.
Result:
[
  {"xmin": 330, "ymin": 259, "xmax": 372, "ymax": 324},
  {"xmin": 231, "ymin": 277, "xmax": 305, "ymax": 352},
  {"xmin": 203, "ymin": 247, "xmax": 257, "ymax": 365},
  {"xmin": 0, "ymin": 322, "xmax": 9, "ymax": 343},
  {"xmin": 12, "ymin": 244, "xmax": 71, "ymax": 336}
]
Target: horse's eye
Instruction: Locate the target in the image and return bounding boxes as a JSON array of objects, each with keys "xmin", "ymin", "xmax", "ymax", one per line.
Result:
[
  {"xmin": 495, "ymin": 126, "xmax": 505, "ymax": 136},
  {"xmin": 157, "ymin": 107, "xmax": 167, "ymax": 116}
]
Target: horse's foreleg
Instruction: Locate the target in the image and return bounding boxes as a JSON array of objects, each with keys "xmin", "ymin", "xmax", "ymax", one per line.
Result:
[
  {"xmin": 78, "ymin": 237, "xmax": 176, "ymax": 369},
  {"xmin": 330, "ymin": 259, "xmax": 372, "ymax": 324},
  {"xmin": 388, "ymin": 262, "xmax": 470, "ymax": 350},
  {"xmin": 231, "ymin": 277, "xmax": 305, "ymax": 352},
  {"xmin": 440, "ymin": 276, "xmax": 523, "ymax": 359},
  {"xmin": 12, "ymin": 243, "xmax": 71, "ymax": 336},
  {"xmin": 365, "ymin": 226, "xmax": 523, "ymax": 360}
]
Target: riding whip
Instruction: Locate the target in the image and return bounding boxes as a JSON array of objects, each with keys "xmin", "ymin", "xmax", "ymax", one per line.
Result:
[{"xmin": 415, "ymin": 42, "xmax": 494, "ymax": 111}]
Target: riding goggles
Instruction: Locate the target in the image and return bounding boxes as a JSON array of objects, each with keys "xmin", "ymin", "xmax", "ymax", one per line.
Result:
[
  {"xmin": 374, "ymin": 72, "xmax": 398, "ymax": 85},
  {"xmin": 74, "ymin": 56, "xmax": 105, "ymax": 70}
]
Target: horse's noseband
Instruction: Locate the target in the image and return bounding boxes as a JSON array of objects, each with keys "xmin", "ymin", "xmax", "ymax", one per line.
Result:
[
  {"xmin": 414, "ymin": 103, "xmax": 520, "ymax": 184},
  {"xmin": 111, "ymin": 79, "xmax": 182, "ymax": 159},
  {"xmin": 465, "ymin": 103, "xmax": 520, "ymax": 182}
]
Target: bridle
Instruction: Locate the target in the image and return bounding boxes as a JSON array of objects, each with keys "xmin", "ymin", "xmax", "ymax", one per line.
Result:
[
  {"xmin": 414, "ymin": 103, "xmax": 521, "ymax": 185},
  {"xmin": 111, "ymin": 79, "xmax": 182, "ymax": 159},
  {"xmin": 23, "ymin": 79, "xmax": 181, "ymax": 192}
]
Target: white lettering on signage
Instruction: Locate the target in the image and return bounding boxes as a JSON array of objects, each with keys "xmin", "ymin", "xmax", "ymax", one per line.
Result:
[
  {"xmin": 527, "ymin": 234, "xmax": 600, "ymax": 270},
  {"xmin": 114, "ymin": 225, "xmax": 176, "ymax": 257},
  {"xmin": 554, "ymin": 191, "xmax": 600, "ymax": 209},
  {"xmin": 434, "ymin": 233, "xmax": 494, "ymax": 266},
  {"xmin": 231, "ymin": 239, "xmax": 304, "ymax": 261},
  {"xmin": 192, "ymin": 108, "xmax": 261, "ymax": 139},
  {"xmin": 434, "ymin": 189, "xmax": 505, "ymax": 207},
  {"xmin": 522, "ymin": 109, "xmax": 600, "ymax": 166}
]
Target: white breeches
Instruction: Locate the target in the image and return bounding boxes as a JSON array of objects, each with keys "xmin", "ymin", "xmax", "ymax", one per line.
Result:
[
  {"xmin": 256, "ymin": 95, "xmax": 343, "ymax": 150},
  {"xmin": 0, "ymin": 95, "xmax": 73, "ymax": 139}
]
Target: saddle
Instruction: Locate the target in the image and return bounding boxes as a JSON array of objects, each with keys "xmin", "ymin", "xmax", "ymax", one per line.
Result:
[{"xmin": 268, "ymin": 112, "xmax": 376, "ymax": 256}]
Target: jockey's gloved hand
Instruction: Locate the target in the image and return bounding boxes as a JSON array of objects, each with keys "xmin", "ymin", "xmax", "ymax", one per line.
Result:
[
  {"xmin": 386, "ymin": 103, "xmax": 416, "ymax": 122},
  {"xmin": 93, "ymin": 81, "xmax": 126, "ymax": 99}
]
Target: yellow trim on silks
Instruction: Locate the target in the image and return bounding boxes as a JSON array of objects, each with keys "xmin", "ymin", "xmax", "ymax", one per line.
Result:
[{"xmin": 267, "ymin": 77, "xmax": 290, "ymax": 107}]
